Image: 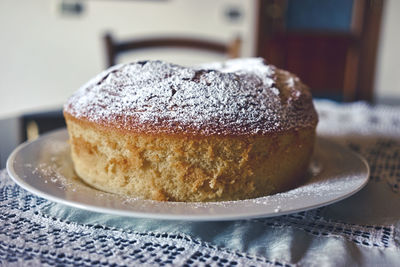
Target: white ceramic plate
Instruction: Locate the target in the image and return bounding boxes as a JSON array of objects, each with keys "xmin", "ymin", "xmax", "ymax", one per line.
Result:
[{"xmin": 7, "ymin": 129, "xmax": 369, "ymax": 221}]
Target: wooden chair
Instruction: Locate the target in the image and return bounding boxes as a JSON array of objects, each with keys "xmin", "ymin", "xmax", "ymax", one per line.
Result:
[
  {"xmin": 19, "ymin": 109, "xmax": 66, "ymax": 142},
  {"xmin": 103, "ymin": 33, "xmax": 241, "ymax": 67}
]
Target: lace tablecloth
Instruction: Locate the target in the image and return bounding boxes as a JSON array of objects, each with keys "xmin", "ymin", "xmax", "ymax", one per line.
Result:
[{"xmin": 1, "ymin": 100, "xmax": 400, "ymax": 266}]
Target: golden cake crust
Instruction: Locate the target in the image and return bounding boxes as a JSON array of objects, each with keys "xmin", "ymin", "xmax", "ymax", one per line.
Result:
[{"xmin": 65, "ymin": 114, "xmax": 315, "ymax": 201}]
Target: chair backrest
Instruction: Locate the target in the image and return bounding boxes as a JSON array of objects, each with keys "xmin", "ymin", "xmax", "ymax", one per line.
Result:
[
  {"xmin": 104, "ymin": 33, "xmax": 241, "ymax": 67},
  {"xmin": 19, "ymin": 109, "xmax": 65, "ymax": 142}
]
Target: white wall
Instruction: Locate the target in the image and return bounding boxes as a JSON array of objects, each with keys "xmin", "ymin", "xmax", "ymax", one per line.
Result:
[
  {"xmin": 0, "ymin": 0, "xmax": 256, "ymax": 118},
  {"xmin": 374, "ymin": 0, "xmax": 400, "ymax": 103},
  {"xmin": 1, "ymin": 0, "xmax": 399, "ymax": 119}
]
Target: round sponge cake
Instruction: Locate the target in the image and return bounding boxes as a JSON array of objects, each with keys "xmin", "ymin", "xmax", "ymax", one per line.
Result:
[{"xmin": 63, "ymin": 58, "xmax": 318, "ymax": 202}]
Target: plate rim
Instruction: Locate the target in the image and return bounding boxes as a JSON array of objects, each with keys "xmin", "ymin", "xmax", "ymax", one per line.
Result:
[{"xmin": 6, "ymin": 128, "xmax": 370, "ymax": 221}]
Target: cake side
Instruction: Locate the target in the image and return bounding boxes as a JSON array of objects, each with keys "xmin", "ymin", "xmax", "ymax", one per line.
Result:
[{"xmin": 65, "ymin": 113, "xmax": 316, "ymax": 202}]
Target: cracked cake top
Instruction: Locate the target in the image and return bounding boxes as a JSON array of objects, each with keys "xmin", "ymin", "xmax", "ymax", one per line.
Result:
[{"xmin": 64, "ymin": 58, "xmax": 318, "ymax": 136}]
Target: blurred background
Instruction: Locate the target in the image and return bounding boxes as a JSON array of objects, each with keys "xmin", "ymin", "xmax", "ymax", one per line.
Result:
[{"xmin": 0, "ymin": 0, "xmax": 399, "ymax": 167}]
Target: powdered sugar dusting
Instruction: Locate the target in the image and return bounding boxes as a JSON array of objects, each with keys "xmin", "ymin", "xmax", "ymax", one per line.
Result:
[{"xmin": 64, "ymin": 58, "xmax": 317, "ymax": 136}]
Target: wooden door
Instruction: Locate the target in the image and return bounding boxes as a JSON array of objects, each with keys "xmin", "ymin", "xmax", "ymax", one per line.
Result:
[{"xmin": 256, "ymin": 0, "xmax": 384, "ymax": 102}]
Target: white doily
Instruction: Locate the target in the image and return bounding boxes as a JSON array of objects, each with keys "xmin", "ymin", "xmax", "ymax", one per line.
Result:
[{"xmin": 1, "ymin": 100, "xmax": 400, "ymax": 266}]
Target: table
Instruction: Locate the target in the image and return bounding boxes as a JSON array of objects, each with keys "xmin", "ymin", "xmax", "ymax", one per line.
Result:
[{"xmin": 1, "ymin": 100, "xmax": 400, "ymax": 266}]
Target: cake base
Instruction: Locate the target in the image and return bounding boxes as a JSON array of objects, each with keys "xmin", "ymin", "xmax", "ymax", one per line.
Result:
[{"xmin": 65, "ymin": 115, "xmax": 315, "ymax": 202}]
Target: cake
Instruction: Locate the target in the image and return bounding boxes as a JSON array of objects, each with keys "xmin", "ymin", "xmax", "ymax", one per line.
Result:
[{"xmin": 63, "ymin": 58, "xmax": 318, "ymax": 202}]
